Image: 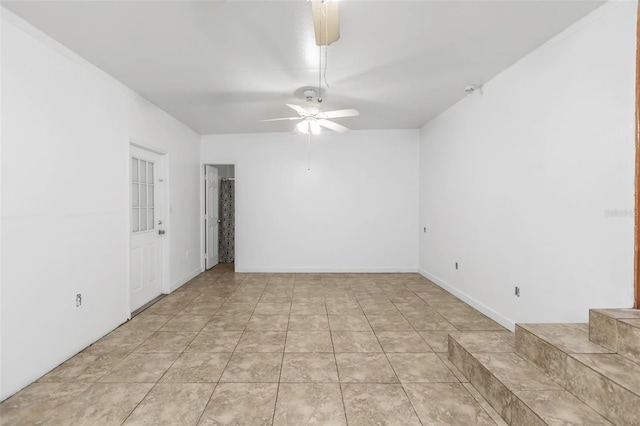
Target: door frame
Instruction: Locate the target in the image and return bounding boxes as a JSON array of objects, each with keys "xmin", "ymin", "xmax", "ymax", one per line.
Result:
[
  {"xmin": 204, "ymin": 165, "xmax": 219, "ymax": 270},
  {"xmin": 201, "ymin": 162, "xmax": 237, "ymax": 272},
  {"xmin": 635, "ymin": 3, "xmax": 640, "ymax": 309},
  {"xmin": 129, "ymin": 140, "xmax": 171, "ymax": 315}
]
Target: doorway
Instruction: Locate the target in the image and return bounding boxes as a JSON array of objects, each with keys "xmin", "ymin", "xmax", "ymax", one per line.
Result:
[
  {"xmin": 130, "ymin": 145, "xmax": 167, "ymax": 312},
  {"xmin": 204, "ymin": 164, "xmax": 235, "ymax": 270}
]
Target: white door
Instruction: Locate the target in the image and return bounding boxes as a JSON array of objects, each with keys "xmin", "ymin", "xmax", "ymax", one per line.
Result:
[
  {"xmin": 205, "ymin": 165, "xmax": 219, "ymax": 269},
  {"xmin": 130, "ymin": 146, "xmax": 164, "ymax": 312}
]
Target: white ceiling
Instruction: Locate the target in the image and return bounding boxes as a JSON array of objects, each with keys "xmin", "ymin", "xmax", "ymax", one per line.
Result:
[{"xmin": 2, "ymin": 0, "xmax": 604, "ymax": 135}]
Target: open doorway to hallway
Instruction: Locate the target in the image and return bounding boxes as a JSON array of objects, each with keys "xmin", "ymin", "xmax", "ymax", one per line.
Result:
[{"xmin": 204, "ymin": 164, "xmax": 235, "ymax": 271}]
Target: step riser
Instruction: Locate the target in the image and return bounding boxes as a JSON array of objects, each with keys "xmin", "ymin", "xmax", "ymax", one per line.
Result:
[
  {"xmin": 589, "ymin": 310, "xmax": 617, "ymax": 351},
  {"xmin": 448, "ymin": 337, "xmax": 514, "ymax": 424},
  {"xmin": 565, "ymin": 357, "xmax": 640, "ymax": 425},
  {"xmin": 617, "ymin": 320, "xmax": 640, "ymax": 364},
  {"xmin": 589, "ymin": 309, "xmax": 640, "ymax": 364},
  {"xmin": 514, "ymin": 325, "xmax": 566, "ymax": 385},
  {"xmin": 517, "ymin": 324, "xmax": 640, "ymax": 425},
  {"xmin": 510, "ymin": 398, "xmax": 548, "ymax": 426}
]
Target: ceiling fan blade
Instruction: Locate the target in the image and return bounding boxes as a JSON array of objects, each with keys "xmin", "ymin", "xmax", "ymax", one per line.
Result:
[
  {"xmin": 318, "ymin": 109, "xmax": 360, "ymax": 119},
  {"xmin": 312, "ymin": 0, "xmax": 340, "ymax": 46},
  {"xmin": 286, "ymin": 104, "xmax": 307, "ymax": 116},
  {"xmin": 259, "ymin": 117, "xmax": 302, "ymax": 122},
  {"xmin": 318, "ymin": 119, "xmax": 350, "ymax": 134}
]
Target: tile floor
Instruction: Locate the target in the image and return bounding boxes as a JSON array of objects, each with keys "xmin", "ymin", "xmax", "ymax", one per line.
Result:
[{"xmin": 0, "ymin": 266, "xmax": 511, "ymax": 425}]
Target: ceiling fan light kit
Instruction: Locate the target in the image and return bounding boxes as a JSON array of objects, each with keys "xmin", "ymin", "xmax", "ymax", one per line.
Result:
[{"xmin": 260, "ymin": 0, "xmax": 358, "ymax": 136}]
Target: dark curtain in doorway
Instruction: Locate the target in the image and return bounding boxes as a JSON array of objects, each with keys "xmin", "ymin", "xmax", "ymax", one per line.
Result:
[{"xmin": 219, "ymin": 178, "xmax": 235, "ymax": 263}]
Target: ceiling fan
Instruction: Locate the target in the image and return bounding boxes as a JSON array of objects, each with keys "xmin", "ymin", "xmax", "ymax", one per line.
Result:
[{"xmin": 261, "ymin": 89, "xmax": 359, "ymax": 134}]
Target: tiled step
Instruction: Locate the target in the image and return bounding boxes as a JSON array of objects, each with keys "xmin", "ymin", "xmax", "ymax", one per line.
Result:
[
  {"xmin": 448, "ymin": 332, "xmax": 611, "ymax": 425},
  {"xmin": 515, "ymin": 323, "xmax": 612, "ymax": 384},
  {"xmin": 515, "ymin": 323, "xmax": 640, "ymax": 425},
  {"xmin": 590, "ymin": 308, "xmax": 640, "ymax": 363}
]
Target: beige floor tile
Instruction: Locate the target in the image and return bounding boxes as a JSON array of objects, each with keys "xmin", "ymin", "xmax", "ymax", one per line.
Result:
[
  {"xmin": 203, "ymin": 315, "xmax": 250, "ymax": 331},
  {"xmin": 325, "ymin": 301, "xmax": 363, "ymax": 315},
  {"xmin": 367, "ymin": 315, "xmax": 414, "ymax": 331},
  {"xmin": 404, "ymin": 383, "xmax": 496, "ymax": 425},
  {"xmin": 180, "ymin": 302, "xmax": 223, "ymax": 316},
  {"xmin": 215, "ymin": 303, "xmax": 256, "ymax": 317},
  {"xmin": 198, "ymin": 383, "xmax": 278, "ymax": 425},
  {"xmin": 123, "ymin": 383, "xmax": 215, "ymax": 425},
  {"xmin": 376, "ymin": 331, "xmax": 432, "ymax": 353},
  {"xmin": 335, "ymin": 353, "xmax": 399, "ymax": 383},
  {"xmin": 5, "ymin": 272, "xmax": 545, "ymax": 425},
  {"xmin": 246, "ymin": 314, "xmax": 289, "ymax": 331},
  {"xmin": 83, "ymin": 329, "xmax": 153, "ymax": 355},
  {"xmin": 253, "ymin": 302, "xmax": 291, "ymax": 315},
  {"xmin": 38, "ymin": 352, "xmax": 127, "ymax": 383},
  {"xmin": 288, "ymin": 314, "xmax": 329, "ymax": 330},
  {"xmin": 0, "ymin": 383, "xmax": 91, "ymax": 425},
  {"xmin": 51, "ymin": 383, "xmax": 153, "ymax": 425},
  {"xmin": 328, "ymin": 314, "xmax": 372, "ymax": 331},
  {"xmin": 463, "ymin": 383, "xmax": 509, "ymax": 426},
  {"xmin": 404, "ymin": 312, "xmax": 457, "ymax": 331},
  {"xmin": 235, "ymin": 331, "xmax": 287, "ymax": 352},
  {"xmin": 186, "ymin": 331, "xmax": 243, "ymax": 353},
  {"xmin": 160, "ymin": 352, "xmax": 232, "ymax": 383},
  {"xmin": 341, "ymin": 383, "xmax": 421, "ymax": 425},
  {"xmin": 332, "ymin": 331, "xmax": 383, "ymax": 352},
  {"xmin": 280, "ymin": 353, "xmax": 339, "ymax": 382},
  {"xmin": 160, "ymin": 315, "xmax": 211, "ymax": 332},
  {"xmin": 419, "ymin": 331, "xmax": 452, "ymax": 353},
  {"xmin": 387, "ymin": 353, "xmax": 458, "ymax": 383},
  {"xmin": 285, "ymin": 331, "xmax": 333, "ymax": 352},
  {"xmin": 101, "ymin": 352, "xmax": 181, "ymax": 383},
  {"xmin": 290, "ymin": 302, "xmax": 327, "ymax": 315},
  {"xmin": 119, "ymin": 314, "xmax": 173, "ymax": 332},
  {"xmin": 219, "ymin": 352, "xmax": 283, "ymax": 382},
  {"xmin": 273, "ymin": 383, "xmax": 347, "ymax": 425},
  {"xmin": 135, "ymin": 331, "xmax": 198, "ymax": 353}
]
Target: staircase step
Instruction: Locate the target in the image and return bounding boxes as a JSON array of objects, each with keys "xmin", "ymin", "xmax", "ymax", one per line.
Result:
[
  {"xmin": 589, "ymin": 308, "xmax": 640, "ymax": 353},
  {"xmin": 617, "ymin": 318, "xmax": 640, "ymax": 364},
  {"xmin": 516, "ymin": 322, "xmax": 640, "ymax": 425},
  {"xmin": 565, "ymin": 353, "xmax": 640, "ymax": 425},
  {"xmin": 448, "ymin": 332, "xmax": 610, "ymax": 425},
  {"xmin": 515, "ymin": 323, "xmax": 613, "ymax": 384}
]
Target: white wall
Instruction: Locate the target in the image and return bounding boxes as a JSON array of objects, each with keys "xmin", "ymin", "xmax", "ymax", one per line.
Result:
[
  {"xmin": 0, "ymin": 10, "xmax": 201, "ymax": 400},
  {"xmin": 201, "ymin": 130, "xmax": 419, "ymax": 272},
  {"xmin": 418, "ymin": 2, "xmax": 636, "ymax": 330}
]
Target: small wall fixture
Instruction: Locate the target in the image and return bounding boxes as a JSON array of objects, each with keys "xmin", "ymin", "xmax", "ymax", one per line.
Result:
[{"xmin": 464, "ymin": 84, "xmax": 482, "ymax": 95}]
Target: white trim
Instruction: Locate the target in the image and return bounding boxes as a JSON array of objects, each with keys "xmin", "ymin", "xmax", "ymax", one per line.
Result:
[
  {"xmin": 170, "ymin": 268, "xmax": 202, "ymax": 293},
  {"xmin": 418, "ymin": 268, "xmax": 515, "ymax": 331},
  {"xmin": 237, "ymin": 267, "xmax": 419, "ymax": 273}
]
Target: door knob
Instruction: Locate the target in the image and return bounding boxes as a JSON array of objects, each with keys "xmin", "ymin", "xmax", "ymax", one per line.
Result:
[{"xmin": 158, "ymin": 229, "xmax": 166, "ymax": 235}]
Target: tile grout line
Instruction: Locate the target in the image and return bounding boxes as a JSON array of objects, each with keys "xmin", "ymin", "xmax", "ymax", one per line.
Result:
[{"xmin": 270, "ymin": 275, "xmax": 294, "ymax": 426}]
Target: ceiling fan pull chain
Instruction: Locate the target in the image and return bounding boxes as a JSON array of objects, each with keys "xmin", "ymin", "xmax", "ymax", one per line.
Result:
[
  {"xmin": 324, "ymin": 11, "xmax": 330, "ymax": 88},
  {"xmin": 307, "ymin": 132, "xmax": 311, "ymax": 171},
  {"xmin": 318, "ymin": 30, "xmax": 322, "ymax": 102}
]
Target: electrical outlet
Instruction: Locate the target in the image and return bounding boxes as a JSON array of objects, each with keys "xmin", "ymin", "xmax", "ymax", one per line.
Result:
[
  {"xmin": 76, "ymin": 293, "xmax": 82, "ymax": 307},
  {"xmin": 515, "ymin": 286, "xmax": 520, "ymax": 297},
  {"xmin": 423, "ymin": 227, "xmax": 426, "ymax": 233},
  {"xmin": 455, "ymin": 262, "xmax": 458, "ymax": 270}
]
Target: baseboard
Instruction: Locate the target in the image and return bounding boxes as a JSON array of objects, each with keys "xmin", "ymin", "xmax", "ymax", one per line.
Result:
[
  {"xmin": 418, "ymin": 268, "xmax": 515, "ymax": 332},
  {"xmin": 235, "ymin": 266, "xmax": 419, "ymax": 273},
  {"xmin": 170, "ymin": 268, "xmax": 202, "ymax": 292}
]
